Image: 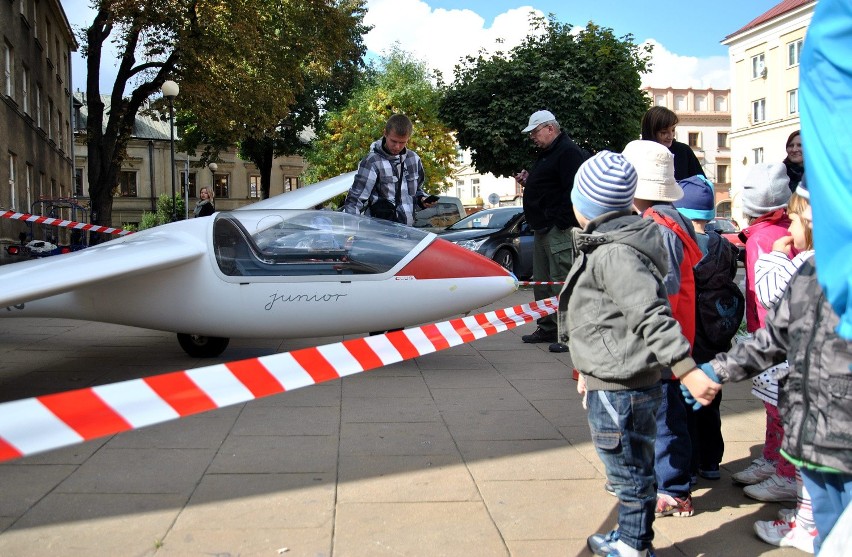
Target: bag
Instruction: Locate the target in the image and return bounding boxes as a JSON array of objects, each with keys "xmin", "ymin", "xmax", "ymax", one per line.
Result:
[
  {"xmin": 693, "ymin": 232, "xmax": 745, "ymax": 362},
  {"xmin": 369, "ymin": 197, "xmax": 402, "ymax": 223}
]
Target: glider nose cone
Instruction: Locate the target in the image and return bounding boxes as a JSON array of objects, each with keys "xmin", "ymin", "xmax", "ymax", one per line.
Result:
[{"xmin": 398, "ymin": 237, "xmax": 518, "ymax": 300}]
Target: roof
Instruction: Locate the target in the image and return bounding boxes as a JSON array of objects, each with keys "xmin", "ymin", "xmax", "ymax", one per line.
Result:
[
  {"xmin": 724, "ymin": 0, "xmax": 816, "ymax": 40},
  {"xmin": 73, "ymin": 92, "xmax": 175, "ymax": 141}
]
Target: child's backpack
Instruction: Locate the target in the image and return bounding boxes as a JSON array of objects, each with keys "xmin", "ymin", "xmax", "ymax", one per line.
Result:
[{"xmin": 693, "ymin": 231, "xmax": 745, "ymax": 363}]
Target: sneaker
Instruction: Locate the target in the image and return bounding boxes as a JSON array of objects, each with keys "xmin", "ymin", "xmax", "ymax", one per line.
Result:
[
  {"xmin": 743, "ymin": 473, "xmax": 797, "ymax": 502},
  {"xmin": 731, "ymin": 457, "xmax": 776, "ymax": 485},
  {"xmin": 754, "ymin": 519, "xmax": 815, "ymax": 553},
  {"xmin": 587, "ymin": 530, "xmax": 656, "ymax": 557},
  {"xmin": 777, "ymin": 508, "xmax": 796, "ymax": 522},
  {"xmin": 698, "ymin": 465, "xmax": 721, "ymax": 480},
  {"xmin": 548, "ymin": 342, "xmax": 569, "ymax": 353},
  {"xmin": 655, "ymin": 493, "xmax": 694, "ymax": 517},
  {"xmin": 521, "ymin": 327, "xmax": 557, "ymax": 343},
  {"xmin": 604, "ymin": 482, "xmax": 616, "ymax": 497}
]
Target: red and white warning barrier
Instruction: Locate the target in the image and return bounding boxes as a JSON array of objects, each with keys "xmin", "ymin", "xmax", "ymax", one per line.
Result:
[
  {"xmin": 518, "ymin": 281, "xmax": 565, "ymax": 286},
  {"xmin": 0, "ymin": 210, "xmax": 133, "ymax": 236},
  {"xmin": 0, "ymin": 296, "xmax": 558, "ymax": 463}
]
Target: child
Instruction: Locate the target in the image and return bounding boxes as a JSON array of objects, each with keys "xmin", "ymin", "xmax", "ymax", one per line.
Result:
[
  {"xmin": 623, "ymin": 140, "xmax": 703, "ymax": 518},
  {"xmin": 673, "ymin": 175, "xmax": 744, "ymax": 482},
  {"xmin": 735, "ymin": 163, "xmax": 796, "ymax": 503},
  {"xmin": 685, "ymin": 193, "xmax": 852, "ymax": 555},
  {"xmin": 559, "ymin": 151, "xmax": 719, "ymax": 557},
  {"xmin": 751, "ymin": 182, "xmax": 818, "ymax": 553}
]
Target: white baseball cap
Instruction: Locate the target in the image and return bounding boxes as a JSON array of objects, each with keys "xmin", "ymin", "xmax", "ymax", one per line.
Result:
[{"xmin": 522, "ymin": 110, "xmax": 557, "ymax": 133}]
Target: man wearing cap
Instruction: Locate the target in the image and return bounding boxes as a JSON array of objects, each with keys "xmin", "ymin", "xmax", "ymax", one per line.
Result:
[{"xmin": 516, "ymin": 110, "xmax": 589, "ymax": 352}]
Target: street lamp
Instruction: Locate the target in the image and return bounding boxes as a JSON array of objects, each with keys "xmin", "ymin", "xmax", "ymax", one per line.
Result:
[
  {"xmin": 161, "ymin": 80, "xmax": 179, "ymax": 222},
  {"xmin": 209, "ymin": 162, "xmax": 218, "ymax": 194}
]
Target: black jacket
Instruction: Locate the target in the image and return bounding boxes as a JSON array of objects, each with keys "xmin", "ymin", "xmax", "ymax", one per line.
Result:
[
  {"xmin": 522, "ymin": 132, "xmax": 588, "ymax": 231},
  {"xmin": 668, "ymin": 140, "xmax": 705, "ymax": 181}
]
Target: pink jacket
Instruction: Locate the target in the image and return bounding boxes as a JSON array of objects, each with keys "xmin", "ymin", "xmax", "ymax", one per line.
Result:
[{"xmin": 741, "ymin": 209, "xmax": 793, "ymax": 332}]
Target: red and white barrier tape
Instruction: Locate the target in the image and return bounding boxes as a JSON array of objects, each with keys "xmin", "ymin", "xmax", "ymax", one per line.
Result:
[
  {"xmin": 1, "ymin": 210, "xmax": 133, "ymax": 236},
  {"xmin": 0, "ymin": 296, "xmax": 558, "ymax": 463},
  {"xmin": 518, "ymin": 281, "xmax": 564, "ymax": 286}
]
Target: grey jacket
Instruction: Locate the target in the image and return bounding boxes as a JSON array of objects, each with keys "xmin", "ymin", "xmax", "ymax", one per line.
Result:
[
  {"xmin": 558, "ymin": 211, "xmax": 696, "ymax": 391},
  {"xmin": 709, "ymin": 259, "xmax": 852, "ymax": 474}
]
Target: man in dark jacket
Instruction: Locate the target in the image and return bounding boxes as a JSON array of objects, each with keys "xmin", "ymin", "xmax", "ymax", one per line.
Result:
[{"xmin": 516, "ymin": 110, "xmax": 589, "ymax": 352}]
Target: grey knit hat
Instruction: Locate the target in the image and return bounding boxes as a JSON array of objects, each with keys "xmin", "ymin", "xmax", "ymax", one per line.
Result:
[
  {"xmin": 571, "ymin": 151, "xmax": 638, "ymax": 220},
  {"xmin": 742, "ymin": 163, "xmax": 791, "ymax": 217}
]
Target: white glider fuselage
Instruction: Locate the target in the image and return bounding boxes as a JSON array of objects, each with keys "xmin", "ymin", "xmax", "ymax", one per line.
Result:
[{"xmin": 1, "ymin": 207, "xmax": 517, "ymax": 339}]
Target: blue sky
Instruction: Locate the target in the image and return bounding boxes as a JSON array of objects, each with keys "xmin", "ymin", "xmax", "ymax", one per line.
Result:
[{"xmin": 62, "ymin": 0, "xmax": 783, "ymax": 92}]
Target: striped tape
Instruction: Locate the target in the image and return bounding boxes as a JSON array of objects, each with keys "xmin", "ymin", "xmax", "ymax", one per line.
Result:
[
  {"xmin": 1, "ymin": 210, "xmax": 133, "ymax": 236},
  {"xmin": 0, "ymin": 296, "xmax": 558, "ymax": 463},
  {"xmin": 518, "ymin": 281, "xmax": 565, "ymax": 286}
]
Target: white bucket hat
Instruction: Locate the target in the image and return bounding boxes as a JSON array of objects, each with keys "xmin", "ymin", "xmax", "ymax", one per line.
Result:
[{"xmin": 621, "ymin": 140, "xmax": 683, "ymax": 203}]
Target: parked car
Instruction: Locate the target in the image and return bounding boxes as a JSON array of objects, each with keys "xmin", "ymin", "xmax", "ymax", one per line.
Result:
[
  {"xmin": 413, "ymin": 196, "xmax": 466, "ymax": 233},
  {"xmin": 436, "ymin": 206, "xmax": 533, "ymax": 278},
  {"xmin": 707, "ymin": 218, "xmax": 745, "ymax": 262}
]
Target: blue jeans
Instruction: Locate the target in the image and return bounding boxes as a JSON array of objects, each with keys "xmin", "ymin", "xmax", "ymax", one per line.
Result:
[
  {"xmin": 587, "ymin": 384, "xmax": 662, "ymax": 552},
  {"xmin": 655, "ymin": 379, "xmax": 693, "ymax": 497},
  {"xmin": 800, "ymin": 468, "xmax": 852, "ymax": 554}
]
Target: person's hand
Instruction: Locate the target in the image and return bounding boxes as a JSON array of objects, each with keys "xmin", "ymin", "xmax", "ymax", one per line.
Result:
[
  {"xmin": 679, "ymin": 363, "xmax": 721, "ymax": 410},
  {"xmin": 576, "ymin": 373, "xmax": 588, "ymax": 409},
  {"xmin": 514, "ymin": 169, "xmax": 529, "ymax": 186},
  {"xmin": 422, "ymin": 200, "xmax": 437, "ymax": 208},
  {"xmin": 772, "ymin": 235, "xmax": 795, "ymax": 256}
]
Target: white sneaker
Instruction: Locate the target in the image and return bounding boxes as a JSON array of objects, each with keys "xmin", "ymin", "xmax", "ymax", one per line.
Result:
[
  {"xmin": 753, "ymin": 518, "xmax": 815, "ymax": 553},
  {"xmin": 732, "ymin": 457, "xmax": 776, "ymax": 485},
  {"xmin": 743, "ymin": 473, "xmax": 798, "ymax": 502}
]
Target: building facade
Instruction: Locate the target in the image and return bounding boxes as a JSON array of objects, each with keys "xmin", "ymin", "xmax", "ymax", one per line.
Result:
[
  {"xmin": 1, "ymin": 0, "xmax": 77, "ymax": 244},
  {"xmin": 451, "ymin": 148, "xmax": 521, "ymax": 213},
  {"xmin": 642, "ymin": 86, "xmax": 733, "ymax": 216},
  {"xmin": 722, "ymin": 0, "xmax": 815, "ymax": 224}
]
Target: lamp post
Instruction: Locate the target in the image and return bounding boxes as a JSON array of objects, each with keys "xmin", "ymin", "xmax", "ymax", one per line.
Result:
[
  {"xmin": 161, "ymin": 80, "xmax": 179, "ymax": 222},
  {"xmin": 209, "ymin": 162, "xmax": 218, "ymax": 193}
]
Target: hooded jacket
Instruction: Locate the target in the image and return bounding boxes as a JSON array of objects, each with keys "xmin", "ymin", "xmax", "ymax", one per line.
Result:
[
  {"xmin": 740, "ymin": 209, "xmax": 793, "ymax": 332},
  {"xmin": 558, "ymin": 211, "xmax": 696, "ymax": 391},
  {"xmin": 709, "ymin": 258, "xmax": 852, "ymax": 474}
]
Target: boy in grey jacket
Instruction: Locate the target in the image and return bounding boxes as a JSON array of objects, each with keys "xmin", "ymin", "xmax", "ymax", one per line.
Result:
[{"xmin": 559, "ymin": 151, "xmax": 719, "ymax": 557}]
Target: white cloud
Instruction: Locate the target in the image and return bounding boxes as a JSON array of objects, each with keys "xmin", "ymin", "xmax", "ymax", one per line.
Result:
[{"xmin": 364, "ymin": 1, "xmax": 731, "ymax": 90}]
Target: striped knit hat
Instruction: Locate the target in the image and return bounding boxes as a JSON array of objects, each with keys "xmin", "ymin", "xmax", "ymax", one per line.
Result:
[{"xmin": 571, "ymin": 151, "xmax": 638, "ymax": 220}]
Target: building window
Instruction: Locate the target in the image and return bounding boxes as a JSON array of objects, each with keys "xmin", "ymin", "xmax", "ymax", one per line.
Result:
[
  {"xmin": 788, "ymin": 89, "xmax": 799, "ymax": 115},
  {"xmin": 688, "ymin": 132, "xmax": 700, "ymax": 148},
  {"xmin": 753, "ymin": 147, "xmax": 764, "ymax": 164},
  {"xmin": 674, "ymin": 95, "xmax": 686, "ymax": 111},
  {"xmin": 717, "ymin": 132, "xmax": 728, "ymax": 149},
  {"xmin": 751, "ymin": 53, "xmax": 766, "ymax": 79},
  {"xmin": 715, "ymin": 95, "xmax": 727, "ymax": 112},
  {"xmin": 47, "ymin": 98, "xmax": 54, "ymax": 140},
  {"xmin": 213, "ymin": 173, "xmax": 229, "ymax": 198},
  {"xmin": 752, "ymin": 98, "xmax": 766, "ymax": 123},
  {"xmin": 283, "ymin": 176, "xmax": 298, "ymax": 193},
  {"xmin": 181, "ymin": 171, "xmax": 196, "ymax": 197},
  {"xmin": 788, "ymin": 39, "xmax": 803, "ymax": 67},
  {"xmin": 695, "ymin": 95, "xmax": 707, "ymax": 111},
  {"xmin": 654, "ymin": 94, "xmax": 666, "ymax": 107},
  {"xmin": 3, "ymin": 42, "xmax": 13, "ymax": 98},
  {"xmin": 21, "ymin": 66, "xmax": 29, "ymax": 114},
  {"xmin": 9, "ymin": 153, "xmax": 17, "ymax": 211},
  {"xmin": 35, "ymin": 84, "xmax": 42, "ymax": 128},
  {"xmin": 114, "ymin": 171, "xmax": 137, "ymax": 197},
  {"xmin": 717, "ymin": 164, "xmax": 729, "ymax": 184},
  {"xmin": 74, "ymin": 168, "xmax": 84, "ymax": 196},
  {"xmin": 26, "ymin": 163, "xmax": 34, "ymax": 210},
  {"xmin": 249, "ymin": 175, "xmax": 261, "ymax": 198}
]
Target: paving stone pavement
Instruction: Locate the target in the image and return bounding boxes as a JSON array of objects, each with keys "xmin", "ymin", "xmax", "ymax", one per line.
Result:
[{"xmin": 0, "ymin": 289, "xmax": 805, "ymax": 556}]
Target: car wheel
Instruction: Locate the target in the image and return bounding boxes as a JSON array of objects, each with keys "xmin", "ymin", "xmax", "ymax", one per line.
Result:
[
  {"xmin": 493, "ymin": 248, "xmax": 515, "ymax": 273},
  {"xmin": 177, "ymin": 333, "xmax": 230, "ymax": 358}
]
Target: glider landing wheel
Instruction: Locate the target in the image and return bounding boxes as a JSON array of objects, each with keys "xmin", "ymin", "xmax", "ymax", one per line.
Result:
[{"xmin": 177, "ymin": 333, "xmax": 230, "ymax": 358}]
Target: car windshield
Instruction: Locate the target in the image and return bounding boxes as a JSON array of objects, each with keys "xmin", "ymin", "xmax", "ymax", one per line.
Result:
[
  {"xmin": 447, "ymin": 208, "xmax": 522, "ymax": 231},
  {"xmin": 708, "ymin": 219, "xmax": 737, "ymax": 233}
]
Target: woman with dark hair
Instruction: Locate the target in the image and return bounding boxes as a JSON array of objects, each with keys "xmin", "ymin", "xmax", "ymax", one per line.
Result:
[
  {"xmin": 782, "ymin": 130, "xmax": 804, "ymax": 192},
  {"xmin": 641, "ymin": 106, "xmax": 706, "ymax": 181}
]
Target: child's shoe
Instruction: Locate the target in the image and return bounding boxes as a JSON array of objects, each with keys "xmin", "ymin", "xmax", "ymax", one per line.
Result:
[
  {"xmin": 655, "ymin": 493, "xmax": 694, "ymax": 517},
  {"xmin": 743, "ymin": 473, "xmax": 797, "ymax": 502},
  {"xmin": 753, "ymin": 519, "xmax": 815, "ymax": 553},
  {"xmin": 731, "ymin": 457, "xmax": 775, "ymax": 485},
  {"xmin": 587, "ymin": 530, "xmax": 656, "ymax": 556}
]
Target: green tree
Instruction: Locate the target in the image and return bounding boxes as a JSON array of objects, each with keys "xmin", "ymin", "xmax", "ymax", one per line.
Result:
[
  {"xmin": 439, "ymin": 15, "xmax": 652, "ymax": 178},
  {"xmin": 80, "ymin": 0, "xmax": 367, "ymax": 227},
  {"xmin": 305, "ymin": 48, "xmax": 457, "ymax": 194}
]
